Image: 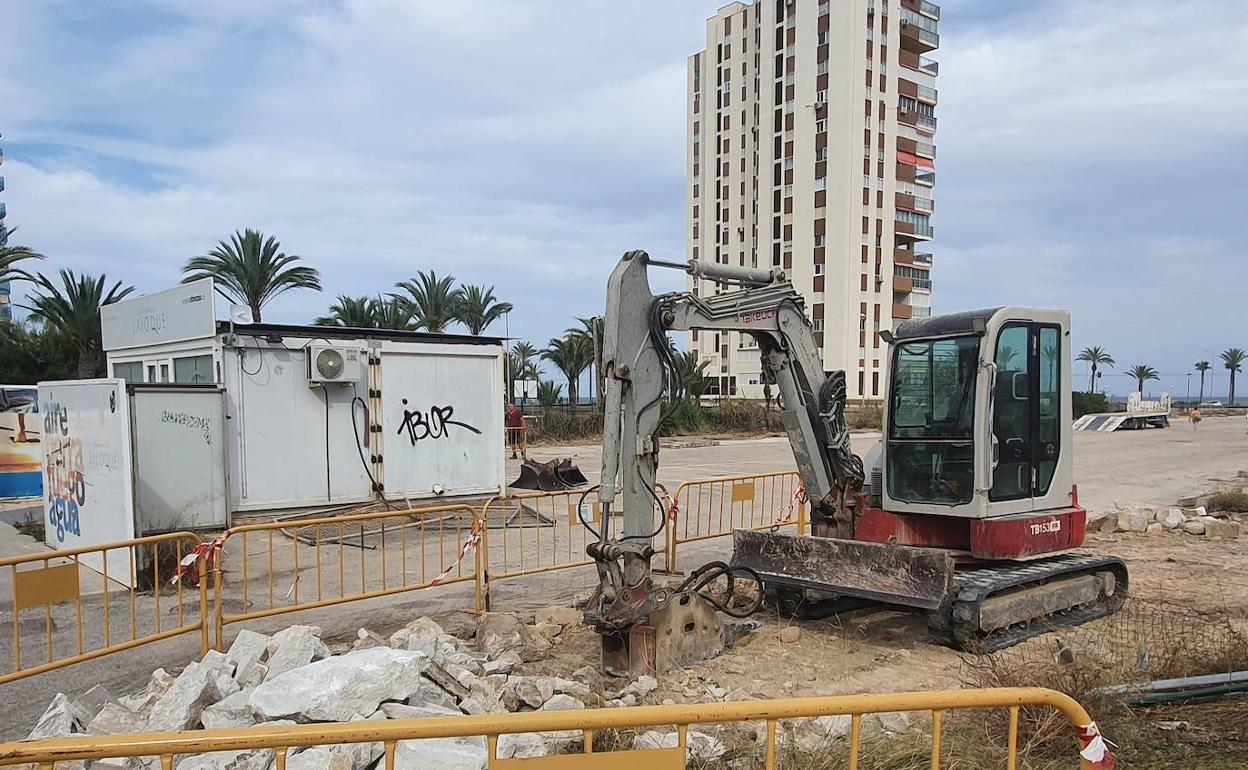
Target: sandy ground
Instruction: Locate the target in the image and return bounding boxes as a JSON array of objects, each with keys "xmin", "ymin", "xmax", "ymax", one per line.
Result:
[{"xmin": 3, "ymin": 417, "xmax": 1247, "ymax": 739}]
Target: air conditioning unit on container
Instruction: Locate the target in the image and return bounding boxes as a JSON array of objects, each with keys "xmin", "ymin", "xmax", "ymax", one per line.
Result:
[{"xmin": 306, "ymin": 345, "xmax": 362, "ymax": 385}]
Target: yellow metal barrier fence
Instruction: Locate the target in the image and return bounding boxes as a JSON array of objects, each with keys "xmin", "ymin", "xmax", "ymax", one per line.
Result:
[
  {"xmin": 480, "ymin": 489, "xmax": 670, "ymax": 609},
  {"xmin": 665, "ymin": 471, "xmax": 806, "ymax": 573},
  {"xmin": 0, "ymin": 531, "xmax": 209, "ymax": 685},
  {"xmin": 213, "ymin": 504, "xmax": 481, "ymax": 648},
  {"xmin": 0, "ymin": 687, "xmax": 1111, "ymax": 769}
]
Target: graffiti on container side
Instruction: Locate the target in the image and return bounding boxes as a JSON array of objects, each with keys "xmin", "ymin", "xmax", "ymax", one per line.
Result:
[
  {"xmin": 396, "ymin": 400, "xmax": 482, "ymax": 445},
  {"xmin": 160, "ymin": 409, "xmax": 212, "ymax": 445}
]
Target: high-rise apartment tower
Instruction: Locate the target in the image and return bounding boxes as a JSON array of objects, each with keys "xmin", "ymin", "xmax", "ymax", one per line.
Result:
[{"xmin": 687, "ymin": 0, "xmax": 938, "ymax": 400}]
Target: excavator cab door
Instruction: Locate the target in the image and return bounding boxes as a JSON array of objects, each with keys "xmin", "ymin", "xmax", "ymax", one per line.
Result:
[{"xmin": 988, "ymin": 322, "xmax": 1063, "ymax": 504}]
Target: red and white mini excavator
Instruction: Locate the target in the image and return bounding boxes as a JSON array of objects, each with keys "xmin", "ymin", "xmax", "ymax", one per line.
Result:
[{"xmin": 583, "ymin": 250, "xmax": 1127, "ymax": 674}]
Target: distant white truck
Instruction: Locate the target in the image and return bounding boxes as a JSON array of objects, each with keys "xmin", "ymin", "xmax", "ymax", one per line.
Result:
[{"xmin": 1073, "ymin": 391, "xmax": 1172, "ymax": 432}]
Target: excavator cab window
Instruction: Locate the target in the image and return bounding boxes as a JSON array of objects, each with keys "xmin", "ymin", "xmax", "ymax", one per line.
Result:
[{"xmin": 887, "ymin": 336, "xmax": 979, "ymax": 505}]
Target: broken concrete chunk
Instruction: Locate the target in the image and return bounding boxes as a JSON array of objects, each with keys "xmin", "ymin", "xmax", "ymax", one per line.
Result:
[
  {"xmin": 633, "ymin": 731, "xmax": 727, "ymax": 761},
  {"xmin": 481, "ymin": 651, "xmax": 520, "ymax": 676},
  {"xmin": 539, "ymin": 694, "xmax": 585, "ymax": 711},
  {"xmin": 86, "ymin": 703, "xmax": 146, "ymax": 735},
  {"xmin": 533, "ymin": 606, "xmax": 581, "ymax": 629},
  {"xmin": 120, "ymin": 669, "xmax": 176, "ymax": 715},
  {"xmin": 265, "ymin": 625, "xmax": 330, "ymax": 681},
  {"xmin": 496, "ymin": 734, "xmax": 550, "ymax": 760},
  {"xmin": 407, "ymin": 680, "xmax": 459, "ymax": 711},
  {"xmin": 1182, "ymin": 519, "xmax": 1206, "ymax": 535},
  {"xmin": 1115, "ymin": 509, "xmax": 1149, "ymax": 533},
  {"xmin": 148, "ymin": 662, "xmax": 224, "ymax": 732},
  {"xmin": 533, "ymin": 622, "xmax": 562, "ymax": 640},
  {"xmin": 475, "ymin": 613, "xmax": 548, "ymax": 661},
  {"xmin": 423, "ymin": 660, "xmax": 470, "ymax": 700},
  {"xmin": 224, "ymin": 630, "xmax": 271, "ymax": 685},
  {"xmin": 1160, "ymin": 507, "xmax": 1185, "ymax": 529},
  {"xmin": 28, "ymin": 693, "xmax": 78, "ymax": 740},
  {"xmin": 781, "ymin": 715, "xmax": 853, "ymax": 752},
  {"xmin": 70, "ymin": 684, "xmax": 116, "ymax": 727},
  {"xmin": 201, "ymin": 688, "xmax": 257, "ymax": 731},
  {"xmin": 1202, "ymin": 517, "xmax": 1240, "ymax": 539},
  {"xmin": 251, "ymin": 647, "xmax": 430, "ymax": 723},
  {"xmin": 506, "ymin": 677, "xmax": 555, "ymax": 710},
  {"xmin": 393, "ymin": 736, "xmax": 487, "ymax": 770},
  {"xmin": 392, "ymin": 618, "xmax": 454, "ymax": 657}
]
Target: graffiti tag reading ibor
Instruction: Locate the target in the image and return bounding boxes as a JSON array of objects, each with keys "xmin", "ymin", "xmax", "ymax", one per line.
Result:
[
  {"xmin": 42, "ymin": 401, "xmax": 84, "ymax": 542},
  {"xmin": 397, "ymin": 400, "xmax": 482, "ymax": 445}
]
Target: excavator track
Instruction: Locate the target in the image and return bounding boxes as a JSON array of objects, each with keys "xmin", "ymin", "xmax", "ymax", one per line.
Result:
[{"xmin": 932, "ymin": 552, "xmax": 1129, "ymax": 653}]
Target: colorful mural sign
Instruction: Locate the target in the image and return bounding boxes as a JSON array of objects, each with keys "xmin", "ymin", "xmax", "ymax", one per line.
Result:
[
  {"xmin": 39, "ymin": 379, "xmax": 136, "ymax": 583},
  {"xmin": 0, "ymin": 411, "xmax": 42, "ymax": 497}
]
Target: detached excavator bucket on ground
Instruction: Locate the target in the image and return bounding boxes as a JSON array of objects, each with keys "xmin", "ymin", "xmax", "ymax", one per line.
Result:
[{"xmin": 510, "ymin": 458, "xmax": 589, "ymax": 491}]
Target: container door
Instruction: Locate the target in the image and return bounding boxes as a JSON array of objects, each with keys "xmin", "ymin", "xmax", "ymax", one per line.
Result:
[{"xmin": 129, "ymin": 385, "xmax": 229, "ymax": 532}]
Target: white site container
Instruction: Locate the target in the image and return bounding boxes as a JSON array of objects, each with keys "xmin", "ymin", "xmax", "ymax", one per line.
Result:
[
  {"xmin": 102, "ymin": 282, "xmax": 506, "ymax": 519},
  {"xmin": 219, "ymin": 326, "xmax": 506, "ymax": 513}
]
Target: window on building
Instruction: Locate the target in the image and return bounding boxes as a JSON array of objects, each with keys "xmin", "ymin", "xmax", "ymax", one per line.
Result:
[
  {"xmin": 813, "ymin": 319, "xmax": 825, "ymax": 331},
  {"xmin": 815, "ymin": 177, "xmax": 827, "ymax": 191},
  {"xmin": 174, "ymin": 355, "xmax": 214, "ymax": 383},
  {"xmin": 112, "ymin": 361, "xmax": 143, "ymax": 382},
  {"xmin": 815, "ymin": 262, "xmax": 824, "ymax": 275}
]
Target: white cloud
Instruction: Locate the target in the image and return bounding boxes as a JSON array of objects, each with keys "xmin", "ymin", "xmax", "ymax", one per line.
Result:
[{"xmin": 2, "ymin": 0, "xmax": 1245, "ymax": 396}]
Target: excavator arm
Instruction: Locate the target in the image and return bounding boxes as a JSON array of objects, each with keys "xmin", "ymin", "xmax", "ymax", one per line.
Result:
[{"xmin": 586, "ymin": 250, "xmax": 864, "ymax": 673}]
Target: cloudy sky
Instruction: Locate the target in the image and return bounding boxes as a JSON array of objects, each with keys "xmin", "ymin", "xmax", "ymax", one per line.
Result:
[{"xmin": 2, "ymin": 0, "xmax": 1245, "ymax": 397}]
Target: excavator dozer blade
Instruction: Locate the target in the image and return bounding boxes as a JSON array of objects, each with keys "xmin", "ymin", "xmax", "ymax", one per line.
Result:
[{"xmin": 731, "ymin": 529, "xmax": 955, "ymax": 610}]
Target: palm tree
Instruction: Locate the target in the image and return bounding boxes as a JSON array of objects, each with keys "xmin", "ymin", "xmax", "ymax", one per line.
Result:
[
  {"xmin": 674, "ymin": 350, "xmax": 711, "ymax": 399},
  {"xmin": 507, "ymin": 341, "xmax": 540, "ymax": 402},
  {"xmin": 567, "ymin": 317, "xmax": 604, "ymax": 402},
  {"xmin": 182, "ymin": 229, "xmax": 320, "ymax": 322},
  {"xmin": 315, "ymin": 295, "xmax": 375, "ymax": 327},
  {"xmin": 455, "ymin": 284, "xmax": 512, "ymax": 335},
  {"xmin": 0, "ymin": 225, "xmax": 45, "ymax": 284},
  {"xmin": 542, "ymin": 334, "xmax": 591, "ymax": 405},
  {"xmin": 1221, "ymin": 348, "xmax": 1246, "ymax": 405},
  {"xmin": 1076, "ymin": 346, "xmax": 1115, "ymax": 392},
  {"xmin": 314, "ymin": 295, "xmax": 416, "ymax": 330},
  {"xmin": 1128, "ymin": 364, "xmax": 1159, "ymax": 395},
  {"xmin": 536, "ymin": 380, "xmax": 563, "ymax": 409},
  {"xmin": 371, "ymin": 296, "xmax": 418, "ymax": 331},
  {"xmin": 393, "ymin": 271, "xmax": 461, "ymax": 333},
  {"xmin": 1195, "ymin": 361, "xmax": 1211, "ymax": 404},
  {"xmin": 24, "ymin": 270, "xmax": 134, "ymax": 377}
]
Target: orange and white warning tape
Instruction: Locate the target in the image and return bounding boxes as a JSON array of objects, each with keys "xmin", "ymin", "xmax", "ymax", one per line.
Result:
[
  {"xmin": 430, "ymin": 517, "xmax": 484, "ymax": 586},
  {"xmin": 170, "ymin": 533, "xmax": 226, "ymax": 586},
  {"xmin": 1076, "ymin": 722, "xmax": 1115, "ymax": 768},
  {"xmin": 772, "ymin": 483, "xmax": 807, "ymax": 527}
]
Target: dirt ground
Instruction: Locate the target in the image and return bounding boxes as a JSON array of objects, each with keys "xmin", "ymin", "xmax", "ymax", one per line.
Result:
[{"xmin": 4, "ymin": 416, "xmax": 1248, "ymax": 747}]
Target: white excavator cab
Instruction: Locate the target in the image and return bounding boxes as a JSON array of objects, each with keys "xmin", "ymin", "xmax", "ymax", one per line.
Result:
[{"xmin": 879, "ymin": 307, "xmax": 1075, "ymax": 520}]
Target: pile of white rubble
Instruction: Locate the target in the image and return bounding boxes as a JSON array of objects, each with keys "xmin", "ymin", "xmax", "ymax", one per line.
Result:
[
  {"xmin": 24, "ymin": 608, "xmax": 908, "ymax": 769},
  {"xmin": 1091, "ymin": 501, "xmax": 1241, "ymax": 538}
]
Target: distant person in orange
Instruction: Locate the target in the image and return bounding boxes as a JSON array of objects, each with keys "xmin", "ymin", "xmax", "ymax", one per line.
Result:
[
  {"xmin": 1189, "ymin": 406, "xmax": 1201, "ymax": 431},
  {"xmin": 505, "ymin": 402, "xmax": 527, "ymax": 459}
]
